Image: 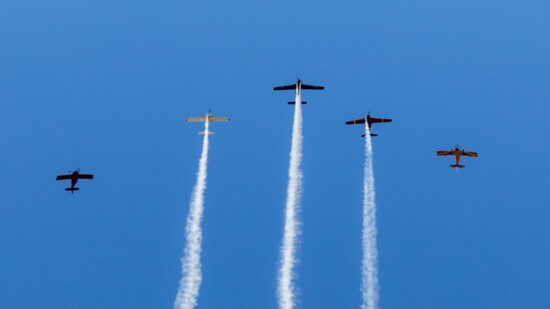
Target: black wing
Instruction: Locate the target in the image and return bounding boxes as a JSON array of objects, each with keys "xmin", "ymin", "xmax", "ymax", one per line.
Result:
[
  {"xmin": 369, "ymin": 117, "xmax": 392, "ymax": 124},
  {"xmin": 345, "ymin": 118, "xmax": 366, "ymax": 125},
  {"xmin": 273, "ymin": 84, "xmax": 297, "ymax": 91},
  {"xmin": 301, "ymin": 83, "xmax": 324, "ymax": 90},
  {"xmin": 77, "ymin": 174, "xmax": 94, "ymax": 180},
  {"xmin": 56, "ymin": 175, "xmax": 72, "ymax": 181}
]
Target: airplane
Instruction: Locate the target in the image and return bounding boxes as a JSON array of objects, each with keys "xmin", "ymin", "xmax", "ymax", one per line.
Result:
[
  {"xmin": 185, "ymin": 111, "xmax": 230, "ymax": 135},
  {"xmin": 436, "ymin": 145, "xmax": 479, "ymax": 168},
  {"xmin": 55, "ymin": 169, "xmax": 94, "ymax": 193},
  {"xmin": 345, "ymin": 113, "xmax": 392, "ymax": 137},
  {"xmin": 273, "ymin": 78, "xmax": 324, "ymax": 104}
]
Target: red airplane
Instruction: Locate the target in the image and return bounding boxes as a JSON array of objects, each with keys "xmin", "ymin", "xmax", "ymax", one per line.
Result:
[
  {"xmin": 56, "ymin": 169, "xmax": 94, "ymax": 193},
  {"xmin": 436, "ymin": 145, "xmax": 479, "ymax": 168},
  {"xmin": 345, "ymin": 113, "xmax": 392, "ymax": 137}
]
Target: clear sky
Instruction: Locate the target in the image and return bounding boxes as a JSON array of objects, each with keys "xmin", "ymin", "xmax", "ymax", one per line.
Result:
[{"xmin": 1, "ymin": 0, "xmax": 549, "ymax": 308}]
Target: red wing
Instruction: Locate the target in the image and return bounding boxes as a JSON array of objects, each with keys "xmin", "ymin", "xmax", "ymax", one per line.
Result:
[
  {"xmin": 77, "ymin": 174, "xmax": 94, "ymax": 180},
  {"xmin": 56, "ymin": 175, "xmax": 72, "ymax": 180},
  {"xmin": 345, "ymin": 118, "xmax": 366, "ymax": 125},
  {"xmin": 436, "ymin": 151, "xmax": 453, "ymax": 156},
  {"xmin": 461, "ymin": 151, "xmax": 478, "ymax": 158},
  {"xmin": 369, "ymin": 117, "xmax": 392, "ymax": 123}
]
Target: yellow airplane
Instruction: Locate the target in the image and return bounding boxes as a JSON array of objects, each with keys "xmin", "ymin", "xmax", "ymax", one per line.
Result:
[
  {"xmin": 437, "ymin": 145, "xmax": 478, "ymax": 168},
  {"xmin": 185, "ymin": 111, "xmax": 230, "ymax": 135}
]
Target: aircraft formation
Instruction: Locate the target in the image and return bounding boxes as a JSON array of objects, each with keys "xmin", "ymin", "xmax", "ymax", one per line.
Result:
[{"xmin": 55, "ymin": 78, "xmax": 478, "ymax": 193}]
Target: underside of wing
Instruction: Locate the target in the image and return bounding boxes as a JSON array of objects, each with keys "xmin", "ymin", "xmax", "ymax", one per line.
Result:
[
  {"xmin": 301, "ymin": 84, "xmax": 324, "ymax": 90},
  {"xmin": 186, "ymin": 116, "xmax": 206, "ymax": 122},
  {"xmin": 462, "ymin": 151, "xmax": 479, "ymax": 157},
  {"xmin": 371, "ymin": 117, "xmax": 392, "ymax": 123},
  {"xmin": 436, "ymin": 151, "xmax": 453, "ymax": 156},
  {"xmin": 345, "ymin": 118, "xmax": 366, "ymax": 125},
  {"xmin": 56, "ymin": 175, "xmax": 72, "ymax": 180},
  {"xmin": 78, "ymin": 174, "xmax": 94, "ymax": 180},
  {"xmin": 210, "ymin": 116, "xmax": 231, "ymax": 122},
  {"xmin": 273, "ymin": 84, "xmax": 296, "ymax": 91}
]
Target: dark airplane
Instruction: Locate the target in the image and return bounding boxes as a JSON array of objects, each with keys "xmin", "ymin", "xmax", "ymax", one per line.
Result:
[
  {"xmin": 56, "ymin": 169, "xmax": 94, "ymax": 193},
  {"xmin": 436, "ymin": 145, "xmax": 479, "ymax": 168},
  {"xmin": 273, "ymin": 78, "xmax": 324, "ymax": 104},
  {"xmin": 345, "ymin": 113, "xmax": 392, "ymax": 137}
]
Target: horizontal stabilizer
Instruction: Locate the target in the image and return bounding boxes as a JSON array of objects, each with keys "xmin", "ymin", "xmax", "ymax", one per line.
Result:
[
  {"xmin": 199, "ymin": 131, "xmax": 215, "ymax": 135},
  {"xmin": 450, "ymin": 164, "xmax": 465, "ymax": 168},
  {"xmin": 65, "ymin": 187, "xmax": 80, "ymax": 191},
  {"xmin": 361, "ymin": 133, "xmax": 378, "ymax": 137},
  {"xmin": 288, "ymin": 101, "xmax": 307, "ymax": 105}
]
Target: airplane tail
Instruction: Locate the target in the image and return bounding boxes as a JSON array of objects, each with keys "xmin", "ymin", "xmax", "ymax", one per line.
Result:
[
  {"xmin": 65, "ymin": 187, "xmax": 80, "ymax": 194},
  {"xmin": 288, "ymin": 101, "xmax": 307, "ymax": 105},
  {"xmin": 199, "ymin": 131, "xmax": 215, "ymax": 135},
  {"xmin": 450, "ymin": 164, "xmax": 465, "ymax": 168},
  {"xmin": 361, "ymin": 133, "xmax": 378, "ymax": 137}
]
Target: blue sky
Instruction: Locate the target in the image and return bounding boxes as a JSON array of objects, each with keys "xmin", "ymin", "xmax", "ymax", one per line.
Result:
[{"xmin": 1, "ymin": 0, "xmax": 549, "ymax": 308}]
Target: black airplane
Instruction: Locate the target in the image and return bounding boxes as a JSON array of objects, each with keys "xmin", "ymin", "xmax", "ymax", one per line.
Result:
[
  {"xmin": 345, "ymin": 113, "xmax": 392, "ymax": 137},
  {"xmin": 273, "ymin": 78, "xmax": 324, "ymax": 104},
  {"xmin": 56, "ymin": 169, "xmax": 94, "ymax": 193}
]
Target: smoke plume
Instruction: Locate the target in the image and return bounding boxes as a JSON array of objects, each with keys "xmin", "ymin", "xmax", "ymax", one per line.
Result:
[{"xmin": 175, "ymin": 121, "xmax": 210, "ymax": 309}]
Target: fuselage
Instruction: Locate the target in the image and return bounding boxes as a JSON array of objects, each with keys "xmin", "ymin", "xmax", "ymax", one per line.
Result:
[
  {"xmin": 452, "ymin": 148, "xmax": 462, "ymax": 165},
  {"xmin": 366, "ymin": 114, "xmax": 372, "ymax": 128},
  {"xmin": 70, "ymin": 171, "xmax": 79, "ymax": 188}
]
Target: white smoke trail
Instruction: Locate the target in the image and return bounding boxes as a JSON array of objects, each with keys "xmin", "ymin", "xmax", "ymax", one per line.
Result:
[
  {"xmin": 361, "ymin": 124, "xmax": 379, "ymax": 309},
  {"xmin": 175, "ymin": 121, "xmax": 210, "ymax": 309},
  {"xmin": 278, "ymin": 92, "xmax": 304, "ymax": 309}
]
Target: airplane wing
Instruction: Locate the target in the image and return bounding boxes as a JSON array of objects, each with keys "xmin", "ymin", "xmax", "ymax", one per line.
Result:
[
  {"xmin": 56, "ymin": 175, "xmax": 72, "ymax": 180},
  {"xmin": 186, "ymin": 116, "xmax": 206, "ymax": 122},
  {"xmin": 345, "ymin": 118, "xmax": 366, "ymax": 125},
  {"xmin": 77, "ymin": 174, "xmax": 94, "ymax": 180},
  {"xmin": 273, "ymin": 84, "xmax": 296, "ymax": 91},
  {"xmin": 210, "ymin": 116, "xmax": 231, "ymax": 122},
  {"xmin": 461, "ymin": 151, "xmax": 479, "ymax": 157},
  {"xmin": 436, "ymin": 151, "xmax": 453, "ymax": 156},
  {"xmin": 301, "ymin": 83, "xmax": 324, "ymax": 90},
  {"xmin": 370, "ymin": 117, "xmax": 392, "ymax": 123}
]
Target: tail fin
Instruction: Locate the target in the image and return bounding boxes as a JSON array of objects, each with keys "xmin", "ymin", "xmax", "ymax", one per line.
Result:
[
  {"xmin": 288, "ymin": 101, "xmax": 307, "ymax": 105},
  {"xmin": 198, "ymin": 131, "xmax": 215, "ymax": 135},
  {"xmin": 361, "ymin": 133, "xmax": 378, "ymax": 137},
  {"xmin": 450, "ymin": 164, "xmax": 465, "ymax": 168},
  {"xmin": 65, "ymin": 187, "xmax": 80, "ymax": 193}
]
